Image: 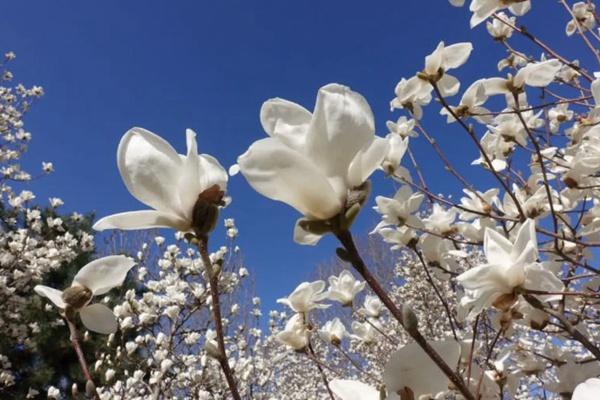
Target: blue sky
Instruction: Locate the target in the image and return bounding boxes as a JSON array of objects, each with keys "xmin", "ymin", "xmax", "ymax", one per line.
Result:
[{"xmin": 1, "ymin": 1, "xmax": 580, "ymax": 309}]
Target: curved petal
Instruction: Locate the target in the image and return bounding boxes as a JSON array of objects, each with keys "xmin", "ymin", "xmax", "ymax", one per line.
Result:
[
  {"xmin": 437, "ymin": 74, "xmax": 461, "ymax": 97},
  {"xmin": 260, "ymin": 98, "xmax": 312, "ymax": 151},
  {"xmin": 93, "ymin": 210, "xmax": 188, "ymax": 232},
  {"xmin": 307, "ymin": 84, "xmax": 375, "ymax": 178},
  {"xmin": 117, "ymin": 127, "xmax": 183, "ymax": 215},
  {"xmin": 484, "ymin": 227, "xmax": 513, "ymax": 265},
  {"xmin": 34, "ymin": 285, "xmax": 65, "ymax": 309},
  {"xmin": 80, "ymin": 303, "xmax": 118, "ymax": 334},
  {"xmin": 573, "ymin": 378, "xmax": 600, "ymax": 400},
  {"xmin": 293, "ymin": 219, "xmax": 324, "ymax": 246},
  {"xmin": 511, "ymin": 219, "xmax": 537, "ymax": 262},
  {"xmin": 238, "ymin": 137, "xmax": 342, "ymax": 220},
  {"xmin": 73, "ymin": 255, "xmax": 135, "ymax": 295},
  {"xmin": 442, "ymin": 42, "xmax": 473, "ymax": 70},
  {"xmin": 347, "ymin": 136, "xmax": 389, "ymax": 187},
  {"xmin": 330, "ymin": 380, "xmax": 379, "ymax": 400},
  {"xmin": 384, "ymin": 340, "xmax": 461, "ymax": 397},
  {"xmin": 176, "ymin": 130, "xmax": 228, "ymax": 218}
]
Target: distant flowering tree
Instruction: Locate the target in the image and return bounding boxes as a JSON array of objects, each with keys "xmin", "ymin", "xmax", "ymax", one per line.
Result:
[{"xmin": 5, "ymin": 1, "xmax": 600, "ymax": 399}]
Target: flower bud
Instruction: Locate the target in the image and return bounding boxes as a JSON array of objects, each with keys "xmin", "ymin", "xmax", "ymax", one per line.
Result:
[{"xmin": 401, "ymin": 303, "xmax": 418, "ymax": 333}]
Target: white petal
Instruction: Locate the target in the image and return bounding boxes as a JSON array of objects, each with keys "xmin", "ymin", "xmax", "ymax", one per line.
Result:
[
  {"xmin": 80, "ymin": 303, "xmax": 118, "ymax": 334},
  {"xmin": 383, "ymin": 340, "xmax": 461, "ymax": 397},
  {"xmin": 93, "ymin": 210, "xmax": 188, "ymax": 232},
  {"xmin": 260, "ymin": 98, "xmax": 312, "ymax": 151},
  {"xmin": 34, "ymin": 285, "xmax": 65, "ymax": 309},
  {"xmin": 573, "ymin": 378, "xmax": 600, "ymax": 400},
  {"xmin": 483, "ymin": 77, "xmax": 509, "ymax": 95},
  {"xmin": 484, "ymin": 227, "xmax": 513, "ymax": 265},
  {"xmin": 517, "ymin": 60, "xmax": 562, "ymax": 88},
  {"xmin": 117, "ymin": 127, "xmax": 184, "ymax": 216},
  {"xmin": 347, "ymin": 136, "xmax": 389, "ymax": 187},
  {"xmin": 307, "ymin": 84, "xmax": 375, "ymax": 178},
  {"xmin": 238, "ymin": 137, "xmax": 342, "ymax": 220},
  {"xmin": 437, "ymin": 74, "xmax": 461, "ymax": 97},
  {"xmin": 511, "ymin": 219, "xmax": 537, "ymax": 262},
  {"xmin": 442, "ymin": 42, "xmax": 473, "ymax": 70},
  {"xmin": 425, "ymin": 42, "xmax": 445, "ymax": 75},
  {"xmin": 592, "ymin": 78, "xmax": 600, "ymax": 106},
  {"xmin": 73, "ymin": 255, "xmax": 135, "ymax": 295},
  {"xmin": 330, "ymin": 380, "xmax": 379, "ymax": 400},
  {"xmin": 293, "ymin": 219, "xmax": 324, "ymax": 246}
]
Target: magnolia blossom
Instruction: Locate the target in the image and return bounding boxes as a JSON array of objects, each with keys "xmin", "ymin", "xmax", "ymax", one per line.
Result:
[
  {"xmin": 485, "ymin": 59, "xmax": 562, "ymax": 95},
  {"xmin": 457, "ymin": 219, "xmax": 563, "ymax": 318},
  {"xmin": 351, "ymin": 320, "xmax": 379, "ymax": 343},
  {"xmin": 486, "ymin": 12, "xmax": 515, "ymax": 39},
  {"xmin": 237, "ymin": 84, "xmax": 389, "ymax": 245},
  {"xmin": 573, "ymin": 378, "xmax": 600, "ymax": 400},
  {"xmin": 318, "ymin": 318, "xmax": 348, "ymax": 345},
  {"xmin": 383, "ymin": 340, "xmax": 461, "ymax": 399},
  {"xmin": 362, "ymin": 295, "xmax": 384, "ymax": 318},
  {"xmin": 386, "ymin": 116, "xmax": 418, "ymax": 138},
  {"xmin": 372, "ymin": 186, "xmax": 424, "ymax": 232},
  {"xmin": 566, "ymin": 2, "xmax": 596, "ymax": 36},
  {"xmin": 440, "ymin": 79, "xmax": 492, "ymax": 124},
  {"xmin": 276, "ymin": 313, "xmax": 308, "ymax": 350},
  {"xmin": 35, "ymin": 255, "xmax": 135, "ymax": 334},
  {"xmin": 94, "ymin": 128, "xmax": 227, "ymax": 232},
  {"xmin": 470, "ymin": 0, "xmax": 531, "ymax": 28},
  {"xmin": 277, "ymin": 280, "xmax": 329, "ymax": 313},
  {"xmin": 327, "ymin": 270, "xmax": 365, "ymax": 306},
  {"xmin": 329, "ymin": 380, "xmax": 379, "ymax": 400},
  {"xmin": 459, "ymin": 188, "xmax": 498, "ymax": 220},
  {"xmin": 392, "ymin": 42, "xmax": 473, "ymax": 117}
]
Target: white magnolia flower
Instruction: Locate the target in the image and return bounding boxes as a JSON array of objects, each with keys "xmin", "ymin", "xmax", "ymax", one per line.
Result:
[
  {"xmin": 457, "ymin": 219, "xmax": 563, "ymax": 318},
  {"xmin": 372, "ymin": 186, "xmax": 424, "ymax": 232},
  {"xmin": 470, "ymin": 0, "xmax": 531, "ymax": 28},
  {"xmin": 327, "ymin": 270, "xmax": 365, "ymax": 306},
  {"xmin": 383, "ymin": 340, "xmax": 461, "ymax": 399},
  {"xmin": 351, "ymin": 320, "xmax": 379, "ymax": 344},
  {"xmin": 277, "ymin": 281, "xmax": 329, "ymax": 313},
  {"xmin": 237, "ymin": 83, "xmax": 389, "ymax": 245},
  {"xmin": 35, "ymin": 255, "xmax": 135, "ymax": 334},
  {"xmin": 485, "ymin": 60, "xmax": 562, "ymax": 95},
  {"xmin": 459, "ymin": 188, "xmax": 499, "ymax": 220},
  {"xmin": 440, "ymin": 79, "xmax": 493, "ymax": 124},
  {"xmin": 486, "ymin": 12, "xmax": 515, "ymax": 39},
  {"xmin": 566, "ymin": 2, "xmax": 596, "ymax": 36},
  {"xmin": 573, "ymin": 378, "xmax": 600, "ymax": 400},
  {"xmin": 381, "ymin": 135, "xmax": 410, "ymax": 180},
  {"xmin": 423, "ymin": 203, "xmax": 457, "ymax": 234},
  {"xmin": 386, "ymin": 116, "xmax": 418, "ymax": 138},
  {"xmin": 330, "ymin": 379, "xmax": 379, "ymax": 400},
  {"xmin": 319, "ymin": 318, "xmax": 348, "ymax": 345},
  {"xmin": 362, "ymin": 295, "xmax": 384, "ymax": 318},
  {"xmin": 94, "ymin": 128, "xmax": 228, "ymax": 232},
  {"xmin": 276, "ymin": 313, "xmax": 308, "ymax": 350}
]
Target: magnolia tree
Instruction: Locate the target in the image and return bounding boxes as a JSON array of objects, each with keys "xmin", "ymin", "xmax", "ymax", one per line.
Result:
[{"xmin": 5, "ymin": 1, "xmax": 600, "ymax": 399}]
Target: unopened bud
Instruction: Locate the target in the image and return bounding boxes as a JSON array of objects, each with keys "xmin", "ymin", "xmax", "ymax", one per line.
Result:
[
  {"xmin": 85, "ymin": 380, "xmax": 96, "ymax": 397},
  {"xmin": 71, "ymin": 383, "xmax": 79, "ymax": 398},
  {"xmin": 192, "ymin": 184, "xmax": 225, "ymax": 237},
  {"xmin": 401, "ymin": 303, "xmax": 418, "ymax": 332}
]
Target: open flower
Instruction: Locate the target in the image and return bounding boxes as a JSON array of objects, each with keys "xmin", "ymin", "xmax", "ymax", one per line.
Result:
[
  {"xmin": 383, "ymin": 340, "xmax": 461, "ymax": 399},
  {"xmin": 470, "ymin": 0, "xmax": 531, "ymax": 28},
  {"xmin": 237, "ymin": 84, "xmax": 388, "ymax": 245},
  {"xmin": 484, "ymin": 60, "xmax": 562, "ymax": 95},
  {"xmin": 391, "ymin": 42, "xmax": 473, "ymax": 118},
  {"xmin": 327, "ymin": 270, "xmax": 365, "ymax": 306},
  {"xmin": 457, "ymin": 219, "xmax": 563, "ymax": 318},
  {"xmin": 319, "ymin": 318, "xmax": 348, "ymax": 345},
  {"xmin": 93, "ymin": 128, "xmax": 228, "ymax": 233},
  {"xmin": 34, "ymin": 255, "xmax": 135, "ymax": 334},
  {"xmin": 276, "ymin": 313, "xmax": 308, "ymax": 350},
  {"xmin": 277, "ymin": 281, "xmax": 329, "ymax": 313}
]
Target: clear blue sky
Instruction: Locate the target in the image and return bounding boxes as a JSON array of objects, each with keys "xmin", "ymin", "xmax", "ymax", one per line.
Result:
[{"xmin": 1, "ymin": 1, "xmax": 579, "ymax": 309}]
